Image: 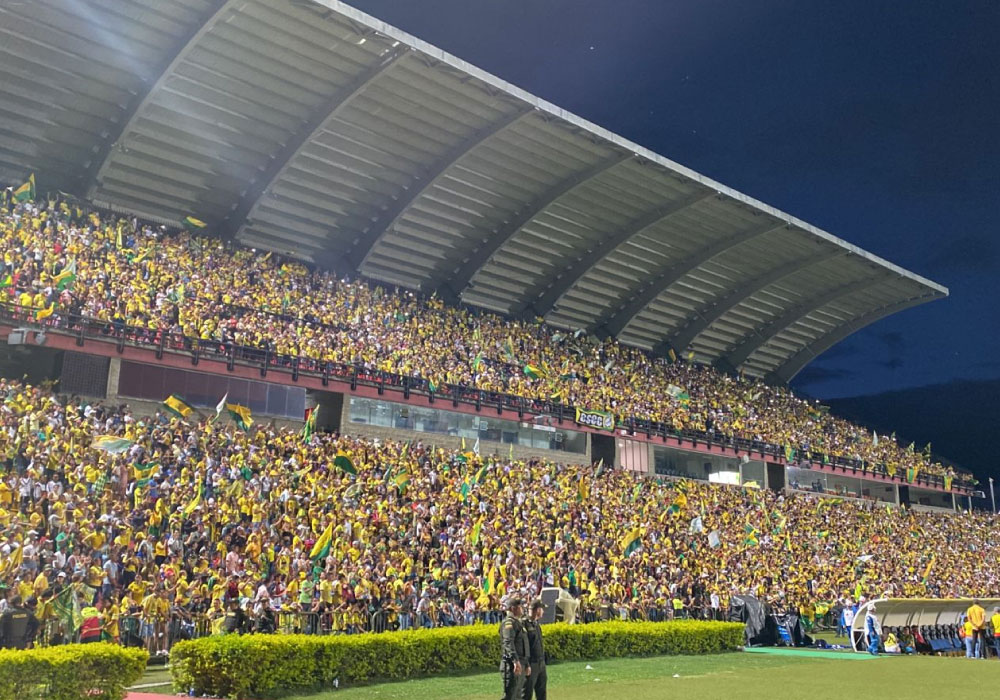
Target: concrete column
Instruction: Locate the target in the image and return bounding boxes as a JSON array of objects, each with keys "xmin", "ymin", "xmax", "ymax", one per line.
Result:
[{"xmin": 105, "ymin": 357, "xmax": 121, "ymax": 401}]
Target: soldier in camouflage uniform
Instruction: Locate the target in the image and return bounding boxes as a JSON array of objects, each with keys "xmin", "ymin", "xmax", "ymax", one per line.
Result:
[{"xmin": 499, "ymin": 597, "xmax": 530, "ymax": 700}]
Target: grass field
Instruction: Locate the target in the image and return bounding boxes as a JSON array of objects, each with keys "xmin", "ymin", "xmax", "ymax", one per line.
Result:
[{"xmin": 272, "ymin": 650, "xmax": 1000, "ymax": 700}]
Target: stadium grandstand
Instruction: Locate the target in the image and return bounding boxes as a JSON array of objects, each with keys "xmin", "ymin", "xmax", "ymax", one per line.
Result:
[{"xmin": 0, "ymin": 0, "xmax": 980, "ymax": 665}]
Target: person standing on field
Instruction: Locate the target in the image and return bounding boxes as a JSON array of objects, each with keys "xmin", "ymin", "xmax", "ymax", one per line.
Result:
[
  {"xmin": 500, "ymin": 597, "xmax": 530, "ymax": 700},
  {"xmin": 523, "ymin": 599, "xmax": 547, "ymax": 700},
  {"xmin": 967, "ymin": 599, "xmax": 987, "ymax": 658}
]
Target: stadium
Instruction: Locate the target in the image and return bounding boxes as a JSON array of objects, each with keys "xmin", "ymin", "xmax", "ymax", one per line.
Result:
[{"xmin": 0, "ymin": 1, "xmax": 993, "ymax": 699}]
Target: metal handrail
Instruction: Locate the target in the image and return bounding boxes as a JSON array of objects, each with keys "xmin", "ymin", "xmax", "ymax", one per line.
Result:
[{"xmin": 0, "ymin": 301, "xmax": 972, "ymax": 492}]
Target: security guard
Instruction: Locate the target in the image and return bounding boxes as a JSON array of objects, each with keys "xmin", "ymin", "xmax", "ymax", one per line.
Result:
[
  {"xmin": 523, "ymin": 600, "xmax": 547, "ymax": 700},
  {"xmin": 0, "ymin": 595, "xmax": 39, "ymax": 649},
  {"xmin": 499, "ymin": 597, "xmax": 530, "ymax": 700}
]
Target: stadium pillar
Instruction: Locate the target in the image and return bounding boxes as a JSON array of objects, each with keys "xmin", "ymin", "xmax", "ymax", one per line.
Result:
[{"xmin": 106, "ymin": 357, "xmax": 121, "ymax": 402}]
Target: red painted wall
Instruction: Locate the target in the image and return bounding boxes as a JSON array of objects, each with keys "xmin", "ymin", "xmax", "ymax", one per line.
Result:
[{"xmin": 4, "ymin": 323, "xmax": 962, "ymax": 496}]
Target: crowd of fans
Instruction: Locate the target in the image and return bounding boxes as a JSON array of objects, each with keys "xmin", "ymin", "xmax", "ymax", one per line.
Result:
[
  {"xmin": 0, "ymin": 191, "xmax": 963, "ymax": 486},
  {"xmin": 0, "ymin": 377, "xmax": 993, "ymax": 650}
]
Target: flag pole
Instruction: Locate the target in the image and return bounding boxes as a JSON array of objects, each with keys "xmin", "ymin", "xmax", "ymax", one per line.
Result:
[{"xmin": 990, "ymin": 477, "xmax": 996, "ymax": 514}]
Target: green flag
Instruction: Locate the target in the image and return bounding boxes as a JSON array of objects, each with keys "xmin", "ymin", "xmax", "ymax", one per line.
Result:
[
  {"xmin": 13, "ymin": 174, "xmax": 35, "ymax": 203},
  {"xmin": 163, "ymin": 393, "xmax": 194, "ymax": 419},
  {"xmin": 523, "ymin": 364, "xmax": 546, "ymax": 379},
  {"xmin": 333, "ymin": 452, "xmax": 357, "ymax": 476},
  {"xmin": 51, "ymin": 585, "xmax": 82, "ymax": 631},
  {"xmin": 91, "ymin": 435, "xmax": 134, "ymax": 454},
  {"xmin": 310, "ymin": 522, "xmax": 333, "ymax": 561},
  {"xmin": 301, "ymin": 406, "xmax": 318, "ymax": 443},
  {"xmin": 225, "ymin": 403, "xmax": 253, "ymax": 432},
  {"xmin": 53, "ymin": 260, "xmax": 77, "ymax": 290},
  {"xmin": 393, "ymin": 470, "xmax": 411, "ymax": 494},
  {"xmin": 620, "ymin": 527, "xmax": 643, "ymax": 557}
]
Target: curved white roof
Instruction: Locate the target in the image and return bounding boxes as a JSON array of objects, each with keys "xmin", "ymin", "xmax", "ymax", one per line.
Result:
[{"xmin": 0, "ymin": 0, "xmax": 947, "ymax": 381}]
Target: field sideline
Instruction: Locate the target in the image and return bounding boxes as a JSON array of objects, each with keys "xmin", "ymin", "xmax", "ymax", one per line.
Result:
[{"xmin": 268, "ymin": 651, "xmax": 1000, "ymax": 700}]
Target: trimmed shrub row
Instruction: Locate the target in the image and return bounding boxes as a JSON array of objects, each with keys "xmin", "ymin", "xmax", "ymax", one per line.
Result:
[
  {"xmin": 170, "ymin": 620, "xmax": 744, "ymax": 699},
  {"xmin": 0, "ymin": 643, "xmax": 147, "ymax": 700}
]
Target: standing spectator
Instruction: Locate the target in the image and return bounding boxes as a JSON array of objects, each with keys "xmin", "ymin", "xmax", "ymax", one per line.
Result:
[
  {"xmin": 962, "ymin": 615, "xmax": 976, "ymax": 658},
  {"xmin": 463, "ymin": 590, "xmax": 477, "ymax": 626},
  {"xmin": 967, "ymin": 599, "xmax": 987, "ymax": 659},
  {"xmin": 840, "ymin": 598, "xmax": 856, "ymax": 639},
  {"xmin": 991, "ymin": 607, "xmax": 1000, "ymax": 659}
]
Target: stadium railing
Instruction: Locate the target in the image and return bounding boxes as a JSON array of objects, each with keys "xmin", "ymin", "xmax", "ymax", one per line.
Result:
[{"xmin": 0, "ymin": 301, "xmax": 972, "ymax": 492}]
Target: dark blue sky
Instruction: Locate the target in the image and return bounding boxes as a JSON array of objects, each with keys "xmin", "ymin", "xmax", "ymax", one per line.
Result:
[{"xmin": 350, "ymin": 0, "xmax": 999, "ymax": 399}]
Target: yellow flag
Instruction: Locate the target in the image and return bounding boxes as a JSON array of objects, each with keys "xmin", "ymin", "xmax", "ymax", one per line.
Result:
[
  {"xmin": 309, "ymin": 522, "xmax": 334, "ymax": 559},
  {"xmin": 35, "ymin": 303, "xmax": 56, "ymax": 321},
  {"xmin": 182, "ymin": 488, "xmax": 202, "ymax": 517}
]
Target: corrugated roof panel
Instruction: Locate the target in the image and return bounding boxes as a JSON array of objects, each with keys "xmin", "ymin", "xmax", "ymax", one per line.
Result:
[{"xmin": 2, "ymin": 0, "xmax": 947, "ymax": 380}]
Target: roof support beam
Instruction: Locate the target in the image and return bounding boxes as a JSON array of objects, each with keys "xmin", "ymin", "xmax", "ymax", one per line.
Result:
[
  {"xmin": 518, "ymin": 189, "xmax": 714, "ymax": 318},
  {"xmin": 82, "ymin": 0, "xmax": 239, "ymax": 200},
  {"xmin": 660, "ymin": 249, "xmax": 846, "ymax": 355},
  {"xmin": 768, "ymin": 294, "xmax": 940, "ymax": 383},
  {"xmin": 348, "ymin": 106, "xmax": 532, "ymax": 269},
  {"xmin": 218, "ymin": 45, "xmax": 410, "ymax": 240},
  {"xmin": 439, "ymin": 150, "xmax": 631, "ymax": 299},
  {"xmin": 723, "ymin": 274, "xmax": 886, "ymax": 369},
  {"xmin": 597, "ymin": 219, "xmax": 786, "ymax": 337}
]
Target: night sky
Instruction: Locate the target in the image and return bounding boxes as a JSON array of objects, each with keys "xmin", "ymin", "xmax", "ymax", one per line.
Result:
[{"xmin": 347, "ymin": 0, "xmax": 999, "ymax": 400}]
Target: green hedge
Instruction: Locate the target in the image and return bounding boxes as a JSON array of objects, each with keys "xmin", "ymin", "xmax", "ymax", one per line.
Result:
[
  {"xmin": 0, "ymin": 643, "xmax": 147, "ymax": 700},
  {"xmin": 170, "ymin": 620, "xmax": 744, "ymax": 699}
]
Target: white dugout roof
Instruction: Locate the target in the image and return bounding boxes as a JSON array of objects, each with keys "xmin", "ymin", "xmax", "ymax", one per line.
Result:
[{"xmin": 0, "ymin": 0, "xmax": 947, "ymax": 381}]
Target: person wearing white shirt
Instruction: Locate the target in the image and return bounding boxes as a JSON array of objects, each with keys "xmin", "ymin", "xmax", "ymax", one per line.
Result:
[{"xmin": 842, "ymin": 602, "xmax": 856, "ymax": 639}]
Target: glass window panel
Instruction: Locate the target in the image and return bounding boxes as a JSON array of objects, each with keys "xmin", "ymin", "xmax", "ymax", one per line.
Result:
[
  {"xmin": 740, "ymin": 460, "xmax": 766, "ymax": 487},
  {"xmin": 287, "ymin": 388, "xmax": 306, "ymax": 419}
]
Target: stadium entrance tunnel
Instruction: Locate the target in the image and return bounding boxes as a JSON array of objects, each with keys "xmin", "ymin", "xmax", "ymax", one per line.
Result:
[
  {"xmin": 0, "ymin": 330, "xmax": 66, "ymax": 385},
  {"xmin": 850, "ymin": 598, "xmax": 1000, "ymax": 653},
  {"xmin": 306, "ymin": 389, "xmax": 344, "ymax": 432},
  {"xmin": 766, "ymin": 462, "xmax": 786, "ymax": 491},
  {"xmin": 592, "ymin": 433, "xmax": 615, "ymax": 470}
]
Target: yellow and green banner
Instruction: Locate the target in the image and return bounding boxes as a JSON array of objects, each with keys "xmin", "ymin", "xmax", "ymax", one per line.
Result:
[
  {"xmin": 163, "ymin": 394, "xmax": 194, "ymax": 419},
  {"xmin": 574, "ymin": 407, "xmax": 615, "ymax": 431},
  {"xmin": 13, "ymin": 174, "xmax": 35, "ymax": 203}
]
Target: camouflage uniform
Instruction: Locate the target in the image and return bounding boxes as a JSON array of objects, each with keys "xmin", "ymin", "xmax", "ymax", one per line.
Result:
[{"xmin": 499, "ymin": 605, "xmax": 529, "ymax": 700}]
